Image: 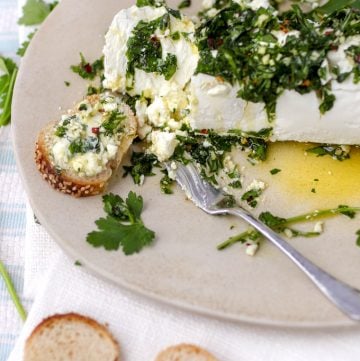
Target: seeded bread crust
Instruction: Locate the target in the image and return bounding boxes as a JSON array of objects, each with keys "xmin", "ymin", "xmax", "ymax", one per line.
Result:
[
  {"xmin": 24, "ymin": 313, "xmax": 120, "ymax": 361},
  {"xmin": 155, "ymin": 344, "xmax": 219, "ymax": 361},
  {"xmin": 35, "ymin": 95, "xmax": 137, "ymax": 197}
]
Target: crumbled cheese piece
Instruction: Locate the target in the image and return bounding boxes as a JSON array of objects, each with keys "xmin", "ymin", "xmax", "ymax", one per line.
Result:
[
  {"xmin": 313, "ymin": 221, "xmax": 324, "ymax": 234},
  {"xmin": 202, "ymin": 0, "xmax": 215, "ymax": 9},
  {"xmin": 284, "ymin": 229, "xmax": 293, "ymax": 238},
  {"xmin": 150, "ymin": 131, "xmax": 179, "ymax": 161},
  {"xmin": 246, "ymin": 243, "xmax": 259, "ymax": 256},
  {"xmin": 246, "ymin": 179, "xmax": 266, "ymax": 192}
]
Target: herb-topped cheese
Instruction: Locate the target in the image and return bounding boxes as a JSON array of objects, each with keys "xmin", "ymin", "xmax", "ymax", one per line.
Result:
[
  {"xmin": 103, "ymin": 4, "xmax": 199, "ymax": 98},
  {"xmin": 103, "ymin": 0, "xmax": 360, "ymax": 164},
  {"xmin": 51, "ymin": 94, "xmax": 128, "ymax": 177}
]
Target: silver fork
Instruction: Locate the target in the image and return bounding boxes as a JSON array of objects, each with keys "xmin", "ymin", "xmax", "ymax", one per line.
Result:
[{"xmin": 168, "ymin": 161, "xmax": 360, "ymax": 321}]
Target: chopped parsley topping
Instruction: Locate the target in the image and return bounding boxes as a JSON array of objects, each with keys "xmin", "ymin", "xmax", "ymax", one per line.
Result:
[
  {"xmin": 172, "ymin": 128, "xmax": 269, "ymax": 186},
  {"xmin": 178, "ymin": 0, "xmax": 191, "ymax": 9},
  {"xmin": 270, "ymin": 168, "xmax": 281, "ymax": 175},
  {"xmin": 68, "ymin": 137, "xmax": 99, "ymax": 155},
  {"xmin": 160, "ymin": 170, "xmax": 174, "ymax": 194},
  {"xmin": 196, "ymin": 2, "xmax": 360, "ymax": 119},
  {"xmin": 306, "ymin": 144, "xmax": 351, "ymax": 161},
  {"xmin": 241, "ymin": 187, "xmax": 263, "ymax": 208},
  {"xmin": 71, "ymin": 53, "xmax": 104, "ymax": 80},
  {"xmin": 123, "ymin": 152, "xmax": 159, "ymax": 185},
  {"xmin": 87, "ymin": 192, "xmax": 155, "ymax": 255},
  {"xmin": 136, "ymin": 0, "xmax": 165, "ymax": 7},
  {"xmin": 102, "ymin": 110, "xmax": 126, "ymax": 135},
  {"xmin": 126, "ymin": 13, "xmax": 178, "ymax": 86}
]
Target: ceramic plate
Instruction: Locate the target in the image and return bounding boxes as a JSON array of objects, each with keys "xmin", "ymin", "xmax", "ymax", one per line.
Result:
[{"xmin": 12, "ymin": 0, "xmax": 360, "ymax": 326}]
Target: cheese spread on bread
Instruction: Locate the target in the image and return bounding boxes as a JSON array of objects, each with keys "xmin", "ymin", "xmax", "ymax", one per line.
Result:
[{"xmin": 51, "ymin": 94, "xmax": 129, "ymax": 177}]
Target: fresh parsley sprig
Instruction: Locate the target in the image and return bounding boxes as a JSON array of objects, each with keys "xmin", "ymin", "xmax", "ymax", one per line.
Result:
[
  {"xmin": 0, "ymin": 260, "xmax": 27, "ymax": 321},
  {"xmin": 18, "ymin": 0, "xmax": 58, "ymax": 26},
  {"xmin": 87, "ymin": 192, "xmax": 155, "ymax": 255},
  {"xmin": 219, "ymin": 205, "xmax": 360, "ymax": 251},
  {"xmin": 0, "ymin": 57, "xmax": 18, "ymax": 126}
]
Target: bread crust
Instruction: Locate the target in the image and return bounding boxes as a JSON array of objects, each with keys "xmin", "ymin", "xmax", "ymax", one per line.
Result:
[
  {"xmin": 24, "ymin": 313, "xmax": 120, "ymax": 361},
  {"xmin": 35, "ymin": 95, "xmax": 137, "ymax": 197},
  {"xmin": 155, "ymin": 343, "xmax": 219, "ymax": 361}
]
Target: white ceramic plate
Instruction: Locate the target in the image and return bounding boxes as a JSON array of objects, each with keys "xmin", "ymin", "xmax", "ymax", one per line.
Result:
[{"xmin": 12, "ymin": 0, "xmax": 360, "ymax": 327}]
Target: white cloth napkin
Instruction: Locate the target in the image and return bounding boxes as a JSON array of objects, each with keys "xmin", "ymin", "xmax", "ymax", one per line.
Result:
[{"xmin": 10, "ymin": 240, "xmax": 360, "ymax": 361}]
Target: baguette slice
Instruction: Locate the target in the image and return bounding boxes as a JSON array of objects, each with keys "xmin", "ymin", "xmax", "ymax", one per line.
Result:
[
  {"xmin": 24, "ymin": 313, "xmax": 120, "ymax": 361},
  {"xmin": 35, "ymin": 94, "xmax": 137, "ymax": 197},
  {"xmin": 155, "ymin": 344, "xmax": 219, "ymax": 361}
]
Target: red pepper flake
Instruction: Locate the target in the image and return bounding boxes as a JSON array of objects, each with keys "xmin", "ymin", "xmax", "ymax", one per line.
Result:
[
  {"xmin": 207, "ymin": 37, "xmax": 223, "ymax": 49},
  {"xmin": 330, "ymin": 44, "xmax": 338, "ymax": 51},
  {"xmin": 200, "ymin": 129, "xmax": 208, "ymax": 135},
  {"xmin": 84, "ymin": 63, "xmax": 93, "ymax": 74},
  {"xmin": 92, "ymin": 127, "xmax": 100, "ymax": 135},
  {"xmin": 355, "ymin": 54, "xmax": 360, "ymax": 64},
  {"xmin": 150, "ymin": 35, "xmax": 161, "ymax": 48},
  {"xmin": 280, "ymin": 19, "xmax": 290, "ymax": 33},
  {"xmin": 325, "ymin": 30, "xmax": 333, "ymax": 36}
]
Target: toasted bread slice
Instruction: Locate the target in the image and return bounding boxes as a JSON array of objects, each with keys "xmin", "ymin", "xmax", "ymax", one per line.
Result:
[
  {"xmin": 24, "ymin": 313, "xmax": 120, "ymax": 361},
  {"xmin": 155, "ymin": 344, "xmax": 219, "ymax": 361},
  {"xmin": 35, "ymin": 94, "xmax": 137, "ymax": 197}
]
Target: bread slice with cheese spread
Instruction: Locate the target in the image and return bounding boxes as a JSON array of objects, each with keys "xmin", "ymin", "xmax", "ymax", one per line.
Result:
[
  {"xmin": 35, "ymin": 94, "xmax": 137, "ymax": 197},
  {"xmin": 24, "ymin": 313, "xmax": 120, "ymax": 361},
  {"xmin": 155, "ymin": 344, "xmax": 219, "ymax": 361}
]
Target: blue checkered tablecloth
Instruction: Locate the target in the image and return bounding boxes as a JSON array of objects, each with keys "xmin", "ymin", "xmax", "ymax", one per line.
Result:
[{"xmin": 0, "ymin": 1, "xmax": 29, "ymax": 359}]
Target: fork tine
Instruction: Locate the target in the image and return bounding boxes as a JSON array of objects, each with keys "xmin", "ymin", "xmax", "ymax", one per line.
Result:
[{"xmin": 167, "ymin": 162, "xmax": 223, "ymax": 210}]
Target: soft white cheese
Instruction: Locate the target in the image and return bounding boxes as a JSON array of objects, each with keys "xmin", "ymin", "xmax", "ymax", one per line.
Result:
[
  {"xmin": 189, "ymin": 73, "xmax": 271, "ymax": 132},
  {"xmin": 327, "ymin": 36, "xmax": 360, "ymax": 75},
  {"xmin": 202, "ymin": 0, "xmax": 215, "ymax": 9},
  {"xmin": 271, "ymin": 30, "xmax": 300, "ymax": 46},
  {"xmin": 233, "ymin": 0, "xmax": 270, "ymax": 10},
  {"xmin": 52, "ymin": 139, "xmax": 70, "ymax": 167},
  {"xmin": 273, "ymin": 87, "xmax": 360, "ymax": 145},
  {"xmin": 150, "ymin": 131, "xmax": 179, "ymax": 161},
  {"xmin": 103, "ymin": 5, "xmax": 167, "ymax": 92},
  {"xmin": 103, "ymin": 5, "xmax": 199, "ymax": 99}
]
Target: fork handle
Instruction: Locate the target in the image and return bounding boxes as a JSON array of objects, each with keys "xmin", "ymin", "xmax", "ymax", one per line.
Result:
[{"xmin": 222, "ymin": 207, "xmax": 360, "ymax": 321}]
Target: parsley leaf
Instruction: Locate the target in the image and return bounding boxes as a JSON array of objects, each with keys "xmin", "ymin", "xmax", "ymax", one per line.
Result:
[
  {"xmin": 17, "ymin": 31, "xmax": 36, "ymax": 57},
  {"xmin": 0, "ymin": 57, "xmax": 18, "ymax": 127},
  {"xmin": 178, "ymin": 0, "xmax": 191, "ymax": 9},
  {"xmin": 136, "ymin": 0, "xmax": 165, "ymax": 7},
  {"xmin": 306, "ymin": 144, "xmax": 351, "ymax": 161},
  {"xmin": 338, "ymin": 205, "xmax": 356, "ymax": 219},
  {"xmin": 87, "ymin": 192, "xmax": 155, "ymax": 255},
  {"xmin": 270, "ymin": 168, "xmax": 281, "ymax": 175},
  {"xmin": 356, "ymin": 230, "xmax": 360, "ymax": 247},
  {"xmin": 18, "ymin": 0, "xmax": 58, "ymax": 26}
]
